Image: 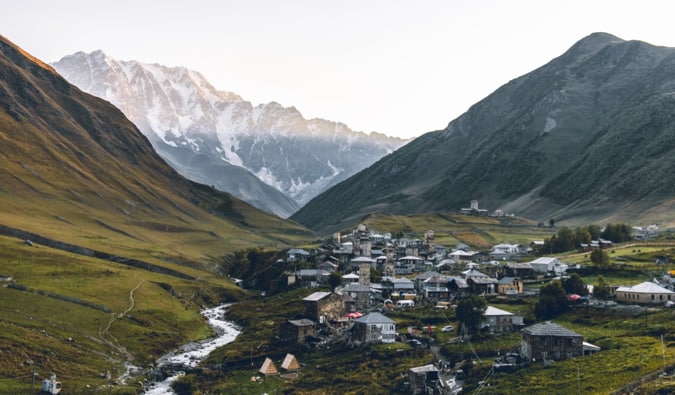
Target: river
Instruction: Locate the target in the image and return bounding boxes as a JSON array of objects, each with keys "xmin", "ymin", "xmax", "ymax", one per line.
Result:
[{"xmin": 143, "ymin": 304, "xmax": 241, "ymax": 394}]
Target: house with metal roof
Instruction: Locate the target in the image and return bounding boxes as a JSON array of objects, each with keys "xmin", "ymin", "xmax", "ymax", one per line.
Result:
[
  {"xmin": 343, "ymin": 282, "xmax": 372, "ymax": 311},
  {"xmin": 615, "ymin": 281, "xmax": 675, "ymax": 304},
  {"xmin": 529, "ymin": 257, "xmax": 568, "ymax": 275},
  {"xmin": 521, "ymin": 321, "xmax": 583, "ymax": 361},
  {"xmin": 286, "ymin": 248, "xmax": 310, "ymax": 263},
  {"xmin": 302, "ymin": 291, "xmax": 344, "ymax": 323},
  {"xmin": 352, "ymin": 312, "xmax": 396, "ymax": 343},
  {"xmin": 481, "ymin": 306, "xmax": 524, "ymax": 333}
]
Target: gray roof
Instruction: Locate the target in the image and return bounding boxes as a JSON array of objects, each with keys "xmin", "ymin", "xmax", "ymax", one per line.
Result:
[
  {"xmin": 507, "ymin": 262, "xmax": 533, "ymax": 269},
  {"xmin": 344, "ymin": 283, "xmax": 371, "ymax": 292},
  {"xmin": 392, "ymin": 277, "xmax": 414, "ymax": 284},
  {"xmin": 410, "ymin": 364, "xmax": 439, "ymax": 374},
  {"xmin": 351, "ymin": 256, "xmax": 376, "ymax": 263},
  {"xmin": 469, "ymin": 277, "xmax": 498, "ymax": 284},
  {"xmin": 288, "ymin": 319, "xmax": 316, "ymax": 327},
  {"xmin": 354, "ymin": 312, "xmax": 395, "ymax": 324},
  {"xmin": 414, "ymin": 271, "xmax": 441, "ymax": 280},
  {"xmin": 498, "ymin": 276, "xmax": 518, "ymax": 284},
  {"xmin": 522, "ymin": 321, "xmax": 582, "ymax": 338},
  {"xmin": 302, "ymin": 291, "xmax": 332, "ymax": 302}
]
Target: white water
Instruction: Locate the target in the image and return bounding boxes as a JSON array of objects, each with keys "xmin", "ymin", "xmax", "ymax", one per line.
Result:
[{"xmin": 143, "ymin": 304, "xmax": 241, "ymax": 394}]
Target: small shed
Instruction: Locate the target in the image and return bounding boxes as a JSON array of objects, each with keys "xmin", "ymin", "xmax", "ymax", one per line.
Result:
[
  {"xmin": 281, "ymin": 353, "xmax": 301, "ymax": 371},
  {"xmin": 259, "ymin": 357, "xmax": 279, "ymax": 376}
]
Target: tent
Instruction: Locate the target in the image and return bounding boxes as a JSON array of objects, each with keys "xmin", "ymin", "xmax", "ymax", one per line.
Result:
[
  {"xmin": 281, "ymin": 353, "xmax": 301, "ymax": 371},
  {"xmin": 259, "ymin": 357, "xmax": 279, "ymax": 376}
]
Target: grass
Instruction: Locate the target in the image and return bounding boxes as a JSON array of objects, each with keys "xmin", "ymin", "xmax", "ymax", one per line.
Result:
[
  {"xmin": 172, "ymin": 270, "xmax": 675, "ymax": 395},
  {"xmin": 0, "ymin": 234, "xmax": 246, "ymax": 393},
  {"xmin": 361, "ymin": 212, "xmax": 554, "ymax": 250}
]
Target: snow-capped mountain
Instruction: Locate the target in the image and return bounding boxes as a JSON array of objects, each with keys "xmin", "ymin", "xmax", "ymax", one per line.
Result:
[{"xmin": 52, "ymin": 51, "xmax": 408, "ymax": 217}]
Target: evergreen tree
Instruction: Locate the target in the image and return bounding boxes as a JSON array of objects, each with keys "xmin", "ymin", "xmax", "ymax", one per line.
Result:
[
  {"xmin": 456, "ymin": 296, "xmax": 487, "ymax": 335},
  {"xmin": 590, "ymin": 249, "xmax": 611, "ymax": 268},
  {"xmin": 563, "ymin": 273, "xmax": 587, "ymax": 295},
  {"xmin": 328, "ymin": 271, "xmax": 342, "ymax": 291},
  {"xmin": 593, "ymin": 275, "xmax": 611, "ymax": 300},
  {"xmin": 534, "ymin": 281, "xmax": 568, "ymax": 320}
]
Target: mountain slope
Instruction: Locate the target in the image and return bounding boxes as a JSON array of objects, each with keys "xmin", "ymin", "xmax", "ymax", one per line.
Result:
[
  {"xmin": 0, "ymin": 34, "xmax": 314, "ymax": 263},
  {"xmin": 52, "ymin": 51, "xmax": 408, "ymax": 216},
  {"xmin": 292, "ymin": 33, "xmax": 675, "ymax": 232}
]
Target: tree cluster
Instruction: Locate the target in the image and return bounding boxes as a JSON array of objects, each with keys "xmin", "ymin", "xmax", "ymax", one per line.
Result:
[
  {"xmin": 534, "ymin": 280, "xmax": 569, "ymax": 320},
  {"xmin": 562, "ymin": 273, "xmax": 587, "ymax": 296},
  {"xmin": 590, "ymin": 248, "xmax": 611, "ymax": 268},
  {"xmin": 226, "ymin": 248, "xmax": 289, "ymax": 294},
  {"xmin": 600, "ymin": 223, "xmax": 633, "ymax": 243},
  {"xmin": 540, "ymin": 223, "xmax": 630, "ymax": 254},
  {"xmin": 456, "ymin": 295, "xmax": 487, "ymax": 335}
]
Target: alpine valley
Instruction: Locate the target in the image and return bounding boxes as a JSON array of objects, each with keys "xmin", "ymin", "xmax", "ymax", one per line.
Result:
[
  {"xmin": 292, "ymin": 33, "xmax": 675, "ymax": 233},
  {"xmin": 52, "ymin": 51, "xmax": 408, "ymax": 218},
  {"xmin": 0, "ymin": 34, "xmax": 315, "ymax": 392}
]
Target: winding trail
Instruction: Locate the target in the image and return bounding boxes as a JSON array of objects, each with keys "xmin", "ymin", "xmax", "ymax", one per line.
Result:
[{"xmin": 99, "ymin": 279, "xmax": 145, "ymax": 361}]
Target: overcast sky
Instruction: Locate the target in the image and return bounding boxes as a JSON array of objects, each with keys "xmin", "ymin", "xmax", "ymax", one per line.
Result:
[{"xmin": 4, "ymin": 1, "xmax": 675, "ymax": 139}]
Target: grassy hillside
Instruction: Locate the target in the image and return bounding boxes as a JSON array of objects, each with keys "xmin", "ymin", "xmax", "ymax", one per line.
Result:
[
  {"xmin": 0, "ymin": 35, "xmax": 316, "ymax": 393},
  {"xmin": 360, "ymin": 212, "xmax": 554, "ymax": 250},
  {"xmin": 291, "ymin": 33, "xmax": 675, "ymax": 233},
  {"xmin": 0, "ymin": 234, "xmax": 245, "ymax": 393}
]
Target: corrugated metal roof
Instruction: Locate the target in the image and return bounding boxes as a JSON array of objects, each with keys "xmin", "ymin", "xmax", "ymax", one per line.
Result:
[
  {"xmin": 484, "ymin": 306, "xmax": 514, "ymax": 316},
  {"xmin": 616, "ymin": 281, "xmax": 674, "ymax": 294},
  {"xmin": 302, "ymin": 291, "xmax": 332, "ymax": 301},
  {"xmin": 522, "ymin": 321, "xmax": 582, "ymax": 337},
  {"xmin": 354, "ymin": 312, "xmax": 395, "ymax": 324}
]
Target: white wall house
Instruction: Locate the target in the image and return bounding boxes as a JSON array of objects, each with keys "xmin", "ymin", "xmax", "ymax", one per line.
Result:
[{"xmin": 615, "ymin": 281, "xmax": 675, "ymax": 304}]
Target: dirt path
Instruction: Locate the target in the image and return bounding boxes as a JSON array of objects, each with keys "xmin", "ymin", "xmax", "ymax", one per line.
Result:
[{"xmin": 99, "ymin": 279, "xmax": 145, "ymax": 361}]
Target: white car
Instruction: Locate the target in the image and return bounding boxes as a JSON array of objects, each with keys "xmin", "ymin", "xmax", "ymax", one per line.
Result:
[{"xmin": 442, "ymin": 325, "xmax": 454, "ymax": 332}]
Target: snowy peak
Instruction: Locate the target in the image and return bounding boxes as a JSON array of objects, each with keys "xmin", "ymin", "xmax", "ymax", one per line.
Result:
[{"xmin": 53, "ymin": 51, "xmax": 407, "ymax": 214}]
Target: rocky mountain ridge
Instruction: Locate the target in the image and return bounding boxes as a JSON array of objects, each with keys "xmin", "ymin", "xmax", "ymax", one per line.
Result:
[
  {"xmin": 292, "ymin": 32, "xmax": 675, "ymax": 232},
  {"xmin": 52, "ymin": 51, "xmax": 407, "ymax": 217}
]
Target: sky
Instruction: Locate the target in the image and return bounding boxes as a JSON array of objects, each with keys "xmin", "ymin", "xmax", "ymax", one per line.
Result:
[{"xmin": 3, "ymin": 1, "xmax": 675, "ymax": 139}]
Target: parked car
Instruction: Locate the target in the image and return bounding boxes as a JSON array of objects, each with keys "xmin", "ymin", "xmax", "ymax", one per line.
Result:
[
  {"xmin": 408, "ymin": 339, "xmax": 423, "ymax": 347},
  {"xmin": 442, "ymin": 325, "xmax": 454, "ymax": 332}
]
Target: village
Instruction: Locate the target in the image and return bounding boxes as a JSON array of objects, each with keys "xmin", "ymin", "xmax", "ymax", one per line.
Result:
[{"xmin": 244, "ymin": 215, "xmax": 675, "ymax": 394}]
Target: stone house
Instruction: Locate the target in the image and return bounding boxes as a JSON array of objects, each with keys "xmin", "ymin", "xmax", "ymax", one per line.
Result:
[
  {"xmin": 280, "ymin": 319, "xmax": 317, "ymax": 344},
  {"xmin": 521, "ymin": 321, "xmax": 583, "ymax": 362},
  {"xmin": 302, "ymin": 291, "xmax": 344, "ymax": 323},
  {"xmin": 343, "ymin": 282, "xmax": 372, "ymax": 311},
  {"xmin": 352, "ymin": 312, "xmax": 396, "ymax": 343},
  {"xmin": 468, "ymin": 276, "xmax": 498, "ymax": 294},
  {"xmin": 286, "ymin": 248, "xmax": 310, "ymax": 263},
  {"xmin": 502, "ymin": 262, "xmax": 535, "ymax": 279}
]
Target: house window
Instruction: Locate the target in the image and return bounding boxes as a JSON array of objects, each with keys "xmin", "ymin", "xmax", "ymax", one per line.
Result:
[{"xmin": 652, "ymin": 295, "xmax": 655, "ymax": 300}]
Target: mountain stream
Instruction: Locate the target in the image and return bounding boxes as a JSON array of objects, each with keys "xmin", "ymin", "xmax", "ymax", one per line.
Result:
[{"xmin": 142, "ymin": 304, "xmax": 241, "ymax": 394}]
